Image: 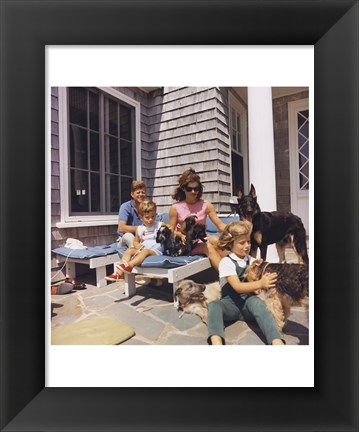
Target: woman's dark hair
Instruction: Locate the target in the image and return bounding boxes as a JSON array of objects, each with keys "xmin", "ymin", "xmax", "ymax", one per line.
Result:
[{"xmin": 171, "ymin": 168, "xmax": 203, "ymax": 201}]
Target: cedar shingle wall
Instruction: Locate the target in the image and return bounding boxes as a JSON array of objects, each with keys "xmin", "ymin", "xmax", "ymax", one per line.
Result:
[{"xmin": 140, "ymin": 87, "xmax": 232, "ymax": 213}]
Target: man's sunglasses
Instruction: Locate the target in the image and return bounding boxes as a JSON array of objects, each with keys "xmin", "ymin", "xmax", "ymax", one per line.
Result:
[{"xmin": 184, "ymin": 186, "xmax": 201, "ymax": 192}]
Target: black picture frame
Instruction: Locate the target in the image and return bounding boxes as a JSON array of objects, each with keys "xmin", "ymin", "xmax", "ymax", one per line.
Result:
[{"xmin": 1, "ymin": 1, "xmax": 358, "ymax": 431}]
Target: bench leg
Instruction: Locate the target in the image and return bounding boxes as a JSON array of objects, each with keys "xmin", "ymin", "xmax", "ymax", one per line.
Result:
[
  {"xmin": 65, "ymin": 262, "xmax": 76, "ymax": 280},
  {"xmin": 124, "ymin": 273, "xmax": 137, "ymax": 298},
  {"xmin": 95, "ymin": 266, "xmax": 107, "ymax": 288}
]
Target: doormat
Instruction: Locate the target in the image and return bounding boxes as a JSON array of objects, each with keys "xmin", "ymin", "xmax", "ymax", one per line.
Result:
[{"xmin": 52, "ymin": 315, "xmax": 135, "ymax": 345}]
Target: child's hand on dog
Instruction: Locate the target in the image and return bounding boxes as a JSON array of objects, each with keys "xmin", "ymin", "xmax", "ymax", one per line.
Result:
[{"xmin": 260, "ymin": 272, "xmax": 277, "ymax": 289}]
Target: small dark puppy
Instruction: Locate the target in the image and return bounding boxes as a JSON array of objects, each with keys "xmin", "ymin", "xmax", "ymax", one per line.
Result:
[
  {"xmin": 237, "ymin": 184, "xmax": 309, "ymax": 264},
  {"xmin": 156, "ymin": 225, "xmax": 190, "ymax": 256},
  {"xmin": 245, "ymin": 258, "xmax": 309, "ymax": 331},
  {"xmin": 181, "ymin": 215, "xmax": 207, "ymax": 251}
]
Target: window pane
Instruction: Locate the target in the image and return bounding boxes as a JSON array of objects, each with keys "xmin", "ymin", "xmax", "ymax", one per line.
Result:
[
  {"xmin": 297, "ymin": 110, "xmax": 309, "ymax": 128},
  {"xmin": 89, "ymin": 91, "xmax": 99, "ymax": 131},
  {"xmin": 70, "ymin": 125, "xmax": 88, "ymax": 169},
  {"xmin": 237, "ymin": 132, "xmax": 242, "ymax": 153},
  {"xmin": 69, "ymin": 87, "xmax": 87, "ymax": 127},
  {"xmin": 90, "ymin": 173, "xmax": 100, "ymax": 212},
  {"xmin": 120, "ymin": 105, "xmax": 132, "ymax": 140},
  {"xmin": 231, "ymin": 108, "xmax": 236, "ymax": 128},
  {"xmin": 121, "ymin": 177, "xmax": 132, "ymax": 203},
  {"xmin": 105, "ymin": 99, "xmax": 118, "ymax": 136},
  {"xmin": 104, "ymin": 136, "xmax": 119, "ymax": 174},
  {"xmin": 90, "ymin": 132, "xmax": 99, "ymax": 171},
  {"xmin": 105, "ymin": 174, "xmax": 119, "ymax": 212},
  {"xmin": 120, "ymin": 139, "xmax": 132, "ymax": 175},
  {"xmin": 299, "ymin": 160, "xmax": 309, "ymax": 189},
  {"xmin": 232, "ymin": 131, "xmax": 236, "ymax": 150},
  {"xmin": 231, "ymin": 152, "xmax": 243, "ymax": 196},
  {"xmin": 70, "ymin": 169, "xmax": 89, "ymax": 212},
  {"xmin": 297, "ymin": 109, "xmax": 309, "ymax": 191},
  {"xmin": 236, "ymin": 114, "xmax": 241, "ymax": 132}
]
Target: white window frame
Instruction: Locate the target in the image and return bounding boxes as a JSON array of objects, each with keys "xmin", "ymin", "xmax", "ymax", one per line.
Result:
[
  {"xmin": 56, "ymin": 87, "xmax": 142, "ymax": 228},
  {"xmin": 228, "ymin": 91, "xmax": 249, "ymax": 195}
]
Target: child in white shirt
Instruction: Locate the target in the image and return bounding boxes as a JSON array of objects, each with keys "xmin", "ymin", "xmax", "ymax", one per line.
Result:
[
  {"xmin": 207, "ymin": 220, "xmax": 285, "ymax": 345},
  {"xmin": 115, "ymin": 200, "xmax": 163, "ymax": 276}
]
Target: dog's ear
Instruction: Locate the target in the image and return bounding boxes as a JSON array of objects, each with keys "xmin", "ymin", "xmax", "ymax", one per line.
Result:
[
  {"xmin": 253, "ymin": 258, "xmax": 263, "ymax": 266},
  {"xmin": 237, "ymin": 189, "xmax": 243, "ymax": 200},
  {"xmin": 249, "ymin": 184, "xmax": 257, "ymax": 198}
]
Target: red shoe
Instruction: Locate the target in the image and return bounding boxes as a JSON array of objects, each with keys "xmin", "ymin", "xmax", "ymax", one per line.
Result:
[
  {"xmin": 104, "ymin": 273, "xmax": 124, "ymax": 282},
  {"xmin": 117, "ymin": 263, "xmax": 133, "ymax": 274}
]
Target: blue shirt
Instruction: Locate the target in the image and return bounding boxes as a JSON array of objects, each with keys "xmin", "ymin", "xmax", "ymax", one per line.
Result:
[{"xmin": 117, "ymin": 200, "xmax": 142, "ymax": 236}]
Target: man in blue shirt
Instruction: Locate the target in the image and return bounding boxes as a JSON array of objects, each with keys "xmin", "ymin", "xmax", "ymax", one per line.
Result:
[{"xmin": 105, "ymin": 180, "xmax": 147, "ymax": 282}]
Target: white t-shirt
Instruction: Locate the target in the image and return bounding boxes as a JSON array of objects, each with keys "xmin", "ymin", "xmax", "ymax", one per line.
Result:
[
  {"xmin": 136, "ymin": 221, "xmax": 163, "ymax": 255},
  {"xmin": 218, "ymin": 252, "xmax": 256, "ymax": 288}
]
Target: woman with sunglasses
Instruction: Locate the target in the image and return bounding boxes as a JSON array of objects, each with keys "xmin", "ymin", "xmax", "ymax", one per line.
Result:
[{"xmin": 168, "ymin": 168, "xmax": 227, "ymax": 271}]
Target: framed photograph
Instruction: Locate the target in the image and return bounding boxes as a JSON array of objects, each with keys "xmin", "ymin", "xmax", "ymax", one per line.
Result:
[
  {"xmin": 47, "ymin": 47, "xmax": 313, "ymax": 389},
  {"xmin": 1, "ymin": 1, "xmax": 358, "ymax": 431}
]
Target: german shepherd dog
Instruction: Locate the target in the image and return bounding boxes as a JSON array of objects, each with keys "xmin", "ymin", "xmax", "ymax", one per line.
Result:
[
  {"xmin": 237, "ymin": 184, "xmax": 309, "ymax": 264},
  {"xmin": 246, "ymin": 259, "xmax": 309, "ymax": 331}
]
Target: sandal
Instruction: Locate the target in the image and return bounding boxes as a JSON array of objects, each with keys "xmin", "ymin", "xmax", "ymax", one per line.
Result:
[
  {"xmin": 65, "ymin": 277, "xmax": 86, "ymax": 290},
  {"xmin": 51, "ymin": 282, "xmax": 74, "ymax": 295}
]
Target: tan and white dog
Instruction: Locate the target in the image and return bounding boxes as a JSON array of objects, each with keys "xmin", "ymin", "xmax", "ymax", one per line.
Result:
[{"xmin": 174, "ymin": 280, "xmax": 221, "ymax": 324}]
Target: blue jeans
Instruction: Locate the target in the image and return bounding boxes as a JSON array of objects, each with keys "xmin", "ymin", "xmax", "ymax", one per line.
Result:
[{"xmin": 207, "ymin": 295, "xmax": 282, "ymax": 344}]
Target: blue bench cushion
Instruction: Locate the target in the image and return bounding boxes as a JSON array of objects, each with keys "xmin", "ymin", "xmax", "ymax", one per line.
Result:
[
  {"xmin": 53, "ymin": 243, "xmax": 118, "ymax": 259},
  {"xmin": 206, "ymin": 215, "xmax": 239, "ymax": 233},
  {"xmin": 140, "ymin": 255, "xmax": 206, "ymax": 269},
  {"xmin": 53, "ymin": 242, "xmax": 204, "ymax": 269}
]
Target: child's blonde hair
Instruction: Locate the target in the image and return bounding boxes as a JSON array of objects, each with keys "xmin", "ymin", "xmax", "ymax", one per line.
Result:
[
  {"xmin": 217, "ymin": 220, "xmax": 253, "ymax": 251},
  {"xmin": 138, "ymin": 200, "xmax": 157, "ymax": 216}
]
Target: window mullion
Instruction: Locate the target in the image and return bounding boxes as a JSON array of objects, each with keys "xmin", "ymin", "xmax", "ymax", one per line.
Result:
[
  {"xmin": 99, "ymin": 94, "xmax": 105, "ymax": 212},
  {"xmin": 87, "ymin": 90, "xmax": 91, "ymax": 212}
]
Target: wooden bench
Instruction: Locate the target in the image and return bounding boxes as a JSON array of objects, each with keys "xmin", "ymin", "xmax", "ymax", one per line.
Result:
[
  {"xmin": 55, "ymin": 253, "xmax": 119, "ymax": 288},
  {"xmin": 123, "ymin": 256, "xmax": 212, "ymax": 306}
]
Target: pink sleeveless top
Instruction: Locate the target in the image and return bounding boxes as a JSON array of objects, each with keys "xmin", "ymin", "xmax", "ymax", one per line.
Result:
[
  {"xmin": 174, "ymin": 199, "xmax": 208, "ymax": 230},
  {"xmin": 174, "ymin": 199, "xmax": 208, "ymax": 255}
]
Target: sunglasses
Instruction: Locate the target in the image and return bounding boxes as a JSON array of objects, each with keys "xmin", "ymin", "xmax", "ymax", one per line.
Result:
[{"xmin": 184, "ymin": 186, "xmax": 201, "ymax": 192}]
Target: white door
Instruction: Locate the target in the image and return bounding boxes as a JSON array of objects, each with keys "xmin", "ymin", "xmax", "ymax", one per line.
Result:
[{"xmin": 288, "ymin": 99, "xmax": 309, "ymax": 235}]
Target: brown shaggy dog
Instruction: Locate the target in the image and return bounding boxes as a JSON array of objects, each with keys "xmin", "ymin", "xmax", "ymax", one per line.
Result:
[
  {"xmin": 174, "ymin": 280, "xmax": 221, "ymax": 324},
  {"xmin": 245, "ymin": 259, "xmax": 309, "ymax": 331}
]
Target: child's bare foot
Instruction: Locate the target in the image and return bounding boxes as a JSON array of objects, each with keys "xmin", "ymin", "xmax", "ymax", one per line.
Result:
[
  {"xmin": 210, "ymin": 335, "xmax": 223, "ymax": 345},
  {"xmin": 272, "ymin": 339, "xmax": 285, "ymax": 345}
]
